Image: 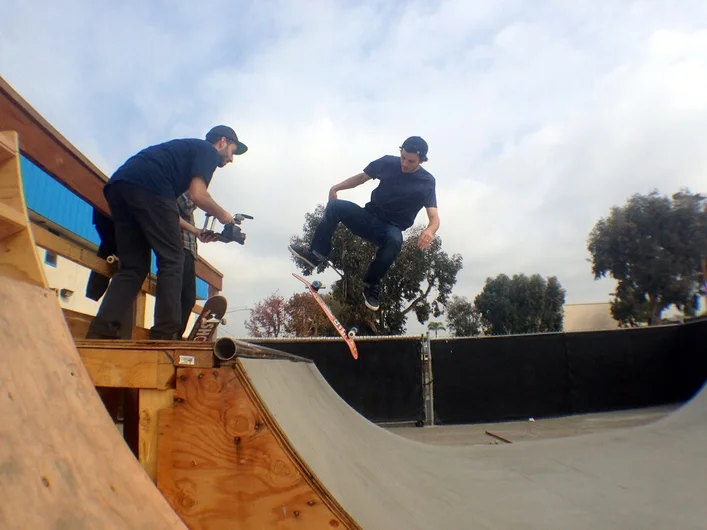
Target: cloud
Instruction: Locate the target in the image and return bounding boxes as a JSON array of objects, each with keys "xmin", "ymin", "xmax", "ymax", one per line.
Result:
[{"xmin": 2, "ymin": 1, "xmax": 707, "ymax": 336}]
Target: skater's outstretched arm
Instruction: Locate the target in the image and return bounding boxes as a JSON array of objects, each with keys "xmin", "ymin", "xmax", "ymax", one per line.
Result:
[
  {"xmin": 328, "ymin": 172, "xmax": 372, "ymax": 200},
  {"xmin": 418, "ymin": 207, "xmax": 440, "ymax": 249},
  {"xmin": 188, "ymin": 176, "xmax": 233, "ymax": 225}
]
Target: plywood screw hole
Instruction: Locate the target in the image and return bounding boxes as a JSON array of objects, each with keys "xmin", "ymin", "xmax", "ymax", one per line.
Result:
[
  {"xmin": 329, "ymin": 520, "xmax": 339, "ymax": 527},
  {"xmin": 234, "ymin": 436, "xmax": 241, "ymax": 446},
  {"xmin": 179, "ymin": 374, "xmax": 187, "ymax": 381},
  {"xmin": 212, "ymin": 371, "xmax": 218, "ymax": 378},
  {"xmin": 254, "ymin": 422, "xmax": 262, "ymax": 431},
  {"xmin": 307, "ymin": 500, "xmax": 316, "ymax": 507},
  {"xmin": 198, "ymin": 373, "xmax": 204, "ymax": 379},
  {"xmin": 294, "ymin": 511, "xmax": 300, "ymax": 518},
  {"xmin": 41, "ymin": 476, "xmax": 50, "ymax": 488},
  {"xmin": 174, "ymin": 397, "xmax": 184, "ymax": 403}
]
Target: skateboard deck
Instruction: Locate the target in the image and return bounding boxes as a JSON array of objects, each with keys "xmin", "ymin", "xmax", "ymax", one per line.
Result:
[
  {"xmin": 187, "ymin": 295, "xmax": 228, "ymax": 342},
  {"xmin": 292, "ymin": 272, "xmax": 358, "ymax": 360}
]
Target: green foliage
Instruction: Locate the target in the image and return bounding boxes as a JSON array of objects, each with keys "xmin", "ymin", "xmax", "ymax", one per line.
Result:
[
  {"xmin": 444, "ymin": 295, "xmax": 481, "ymax": 337},
  {"xmin": 427, "ymin": 321, "xmax": 446, "ymax": 338},
  {"xmin": 289, "ymin": 203, "xmax": 463, "ymax": 335},
  {"xmin": 473, "ymin": 273, "xmax": 566, "ymax": 335},
  {"xmin": 587, "ymin": 189, "xmax": 707, "ymax": 326}
]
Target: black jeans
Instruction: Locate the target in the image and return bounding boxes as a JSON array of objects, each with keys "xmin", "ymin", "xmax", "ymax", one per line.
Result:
[
  {"xmin": 86, "ymin": 181, "xmax": 184, "ymax": 340},
  {"xmin": 310, "ymin": 199, "xmax": 403, "ymax": 285},
  {"xmin": 179, "ymin": 249, "xmax": 196, "ymax": 338}
]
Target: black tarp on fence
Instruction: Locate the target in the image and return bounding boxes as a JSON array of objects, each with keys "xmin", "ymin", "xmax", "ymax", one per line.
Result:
[
  {"xmin": 431, "ymin": 319, "xmax": 707, "ymax": 425},
  {"xmin": 247, "ymin": 338, "xmax": 425, "ymax": 424}
]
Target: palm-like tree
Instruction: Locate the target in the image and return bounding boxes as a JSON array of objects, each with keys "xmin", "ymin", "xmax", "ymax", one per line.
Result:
[{"xmin": 427, "ymin": 321, "xmax": 446, "ymax": 338}]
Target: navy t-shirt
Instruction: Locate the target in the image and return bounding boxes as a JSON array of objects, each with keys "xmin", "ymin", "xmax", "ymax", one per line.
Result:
[
  {"xmin": 109, "ymin": 138, "xmax": 220, "ymax": 199},
  {"xmin": 363, "ymin": 155, "xmax": 437, "ymax": 230}
]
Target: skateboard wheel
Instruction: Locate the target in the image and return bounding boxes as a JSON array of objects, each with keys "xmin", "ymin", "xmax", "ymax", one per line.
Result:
[
  {"xmin": 312, "ymin": 280, "xmax": 322, "ymax": 290},
  {"xmin": 106, "ymin": 255, "xmax": 116, "ymax": 264}
]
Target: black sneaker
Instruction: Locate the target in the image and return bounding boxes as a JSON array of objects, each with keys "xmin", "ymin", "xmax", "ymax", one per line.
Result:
[
  {"xmin": 363, "ymin": 283, "xmax": 381, "ymax": 311},
  {"xmin": 288, "ymin": 244, "xmax": 323, "ymax": 268}
]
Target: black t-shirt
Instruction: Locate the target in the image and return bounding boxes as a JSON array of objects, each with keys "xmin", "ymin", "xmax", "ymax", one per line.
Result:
[
  {"xmin": 109, "ymin": 138, "xmax": 220, "ymax": 198},
  {"xmin": 363, "ymin": 155, "xmax": 437, "ymax": 230}
]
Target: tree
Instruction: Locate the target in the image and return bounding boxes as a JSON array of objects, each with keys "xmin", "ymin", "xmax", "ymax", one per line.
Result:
[
  {"xmin": 244, "ymin": 291, "xmax": 289, "ymax": 337},
  {"xmin": 289, "ymin": 204, "xmax": 463, "ymax": 335},
  {"xmin": 427, "ymin": 321, "xmax": 446, "ymax": 338},
  {"xmin": 445, "ymin": 295, "xmax": 482, "ymax": 337},
  {"xmin": 587, "ymin": 189, "xmax": 707, "ymax": 326},
  {"xmin": 473, "ymin": 273, "xmax": 566, "ymax": 335},
  {"xmin": 284, "ymin": 291, "xmax": 344, "ymax": 337}
]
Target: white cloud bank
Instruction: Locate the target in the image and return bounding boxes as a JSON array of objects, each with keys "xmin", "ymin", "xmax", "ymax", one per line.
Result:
[{"xmin": 2, "ymin": 1, "xmax": 707, "ymax": 335}]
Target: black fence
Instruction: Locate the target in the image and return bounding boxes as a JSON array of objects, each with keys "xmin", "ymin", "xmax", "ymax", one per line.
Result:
[
  {"xmin": 247, "ymin": 338, "xmax": 425, "ymax": 424},
  {"xmin": 245, "ymin": 318, "xmax": 707, "ymax": 426},
  {"xmin": 432, "ymin": 319, "xmax": 707, "ymax": 424}
]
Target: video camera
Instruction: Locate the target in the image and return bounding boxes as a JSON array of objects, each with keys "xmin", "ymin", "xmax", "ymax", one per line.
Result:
[{"xmin": 201, "ymin": 213, "xmax": 253, "ymax": 245}]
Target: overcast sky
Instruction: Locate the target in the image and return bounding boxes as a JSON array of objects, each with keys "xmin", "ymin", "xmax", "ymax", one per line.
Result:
[{"xmin": 2, "ymin": 1, "xmax": 706, "ymax": 336}]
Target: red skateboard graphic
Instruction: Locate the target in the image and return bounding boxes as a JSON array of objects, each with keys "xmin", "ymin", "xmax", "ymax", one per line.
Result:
[{"xmin": 292, "ymin": 272, "xmax": 358, "ymax": 360}]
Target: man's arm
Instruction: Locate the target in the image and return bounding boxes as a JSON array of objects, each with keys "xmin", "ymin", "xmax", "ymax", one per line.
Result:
[
  {"xmin": 418, "ymin": 207, "xmax": 440, "ymax": 249},
  {"xmin": 329, "ymin": 172, "xmax": 372, "ymax": 200},
  {"xmin": 188, "ymin": 177, "xmax": 233, "ymax": 225}
]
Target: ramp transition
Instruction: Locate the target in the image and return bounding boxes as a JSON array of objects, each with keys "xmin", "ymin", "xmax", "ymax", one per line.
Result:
[{"xmin": 0, "ymin": 276, "xmax": 187, "ymax": 529}]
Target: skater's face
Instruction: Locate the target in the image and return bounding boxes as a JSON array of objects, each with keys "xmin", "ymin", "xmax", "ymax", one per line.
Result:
[
  {"xmin": 400, "ymin": 148, "xmax": 422, "ymax": 173},
  {"xmin": 215, "ymin": 138, "xmax": 240, "ymax": 167}
]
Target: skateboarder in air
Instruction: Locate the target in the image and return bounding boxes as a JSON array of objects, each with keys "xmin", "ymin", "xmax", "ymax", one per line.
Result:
[
  {"xmin": 86, "ymin": 125, "xmax": 248, "ymax": 340},
  {"xmin": 288, "ymin": 136, "xmax": 440, "ymax": 311}
]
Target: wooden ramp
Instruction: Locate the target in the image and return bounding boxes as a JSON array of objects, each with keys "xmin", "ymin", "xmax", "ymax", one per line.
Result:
[{"xmin": 0, "ymin": 130, "xmax": 186, "ymax": 528}]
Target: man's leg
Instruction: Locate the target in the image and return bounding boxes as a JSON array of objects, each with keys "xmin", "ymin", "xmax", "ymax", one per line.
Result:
[
  {"xmin": 289, "ymin": 199, "xmax": 379, "ymax": 267},
  {"xmin": 86, "ymin": 184, "xmax": 152, "ymax": 339},
  {"xmin": 126, "ymin": 187, "xmax": 184, "ymax": 340},
  {"xmin": 178, "ymin": 250, "xmax": 197, "ymax": 338},
  {"xmin": 361, "ymin": 222, "xmax": 403, "ymax": 310}
]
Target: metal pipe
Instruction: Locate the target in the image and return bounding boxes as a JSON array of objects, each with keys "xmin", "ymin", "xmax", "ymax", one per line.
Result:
[{"xmin": 213, "ymin": 337, "xmax": 237, "ymax": 361}]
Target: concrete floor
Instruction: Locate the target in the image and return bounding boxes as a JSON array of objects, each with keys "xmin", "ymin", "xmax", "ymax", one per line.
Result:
[{"xmin": 386, "ymin": 404, "xmax": 678, "ymax": 446}]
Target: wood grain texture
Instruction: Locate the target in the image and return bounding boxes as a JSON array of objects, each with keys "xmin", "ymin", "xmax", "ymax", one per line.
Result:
[
  {"xmin": 0, "ymin": 130, "xmax": 46, "ymax": 288},
  {"xmin": 156, "ymin": 367, "xmax": 355, "ymax": 529},
  {"xmin": 0, "ymin": 275, "xmax": 186, "ymax": 529}
]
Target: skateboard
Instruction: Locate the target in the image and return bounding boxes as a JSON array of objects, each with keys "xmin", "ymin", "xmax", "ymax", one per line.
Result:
[
  {"xmin": 187, "ymin": 295, "xmax": 228, "ymax": 342},
  {"xmin": 292, "ymin": 272, "xmax": 358, "ymax": 360}
]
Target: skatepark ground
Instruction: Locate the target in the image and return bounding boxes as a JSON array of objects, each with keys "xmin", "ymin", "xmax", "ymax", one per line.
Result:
[{"xmin": 387, "ymin": 405, "xmax": 677, "ymax": 446}]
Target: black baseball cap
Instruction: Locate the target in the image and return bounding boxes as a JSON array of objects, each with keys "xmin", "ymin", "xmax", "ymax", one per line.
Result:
[
  {"xmin": 401, "ymin": 136, "xmax": 428, "ymax": 158},
  {"xmin": 205, "ymin": 125, "xmax": 248, "ymax": 155}
]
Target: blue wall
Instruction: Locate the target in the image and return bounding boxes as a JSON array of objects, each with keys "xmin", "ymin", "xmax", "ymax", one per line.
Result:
[{"xmin": 20, "ymin": 156, "xmax": 209, "ymax": 299}]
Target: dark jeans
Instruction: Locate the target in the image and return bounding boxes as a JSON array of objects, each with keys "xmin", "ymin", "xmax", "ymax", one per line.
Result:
[
  {"xmin": 310, "ymin": 199, "xmax": 403, "ymax": 285},
  {"xmin": 179, "ymin": 249, "xmax": 196, "ymax": 338},
  {"xmin": 86, "ymin": 181, "xmax": 184, "ymax": 340}
]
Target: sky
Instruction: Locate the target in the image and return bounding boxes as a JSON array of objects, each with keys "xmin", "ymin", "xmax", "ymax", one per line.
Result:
[{"xmin": 2, "ymin": 1, "xmax": 707, "ymax": 337}]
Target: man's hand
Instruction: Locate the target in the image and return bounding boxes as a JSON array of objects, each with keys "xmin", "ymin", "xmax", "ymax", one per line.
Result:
[
  {"xmin": 417, "ymin": 228, "xmax": 435, "ymax": 249},
  {"xmin": 197, "ymin": 229, "xmax": 220, "ymax": 243},
  {"xmin": 217, "ymin": 210, "xmax": 234, "ymax": 225}
]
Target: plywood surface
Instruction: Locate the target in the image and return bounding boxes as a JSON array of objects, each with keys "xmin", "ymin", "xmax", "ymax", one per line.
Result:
[
  {"xmin": 238, "ymin": 357, "xmax": 707, "ymax": 530},
  {"xmin": 0, "ymin": 276, "xmax": 186, "ymax": 529},
  {"xmin": 157, "ymin": 367, "xmax": 355, "ymax": 529}
]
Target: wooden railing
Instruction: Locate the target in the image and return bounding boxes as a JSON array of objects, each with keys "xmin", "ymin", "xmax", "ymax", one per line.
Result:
[{"xmin": 0, "ymin": 75, "xmax": 223, "ymax": 294}]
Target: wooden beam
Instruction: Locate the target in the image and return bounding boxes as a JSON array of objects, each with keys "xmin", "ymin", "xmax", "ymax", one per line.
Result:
[
  {"xmin": 0, "ymin": 76, "xmax": 223, "ymax": 292},
  {"xmin": 31, "ymin": 221, "xmax": 158, "ymax": 297}
]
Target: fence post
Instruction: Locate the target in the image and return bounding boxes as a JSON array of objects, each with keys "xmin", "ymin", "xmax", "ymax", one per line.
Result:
[{"xmin": 421, "ymin": 331, "xmax": 435, "ymax": 426}]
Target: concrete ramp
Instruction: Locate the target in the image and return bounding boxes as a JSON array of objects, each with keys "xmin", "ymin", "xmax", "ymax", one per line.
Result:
[
  {"xmin": 0, "ymin": 276, "xmax": 187, "ymax": 529},
  {"xmin": 235, "ymin": 356, "xmax": 707, "ymax": 530}
]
